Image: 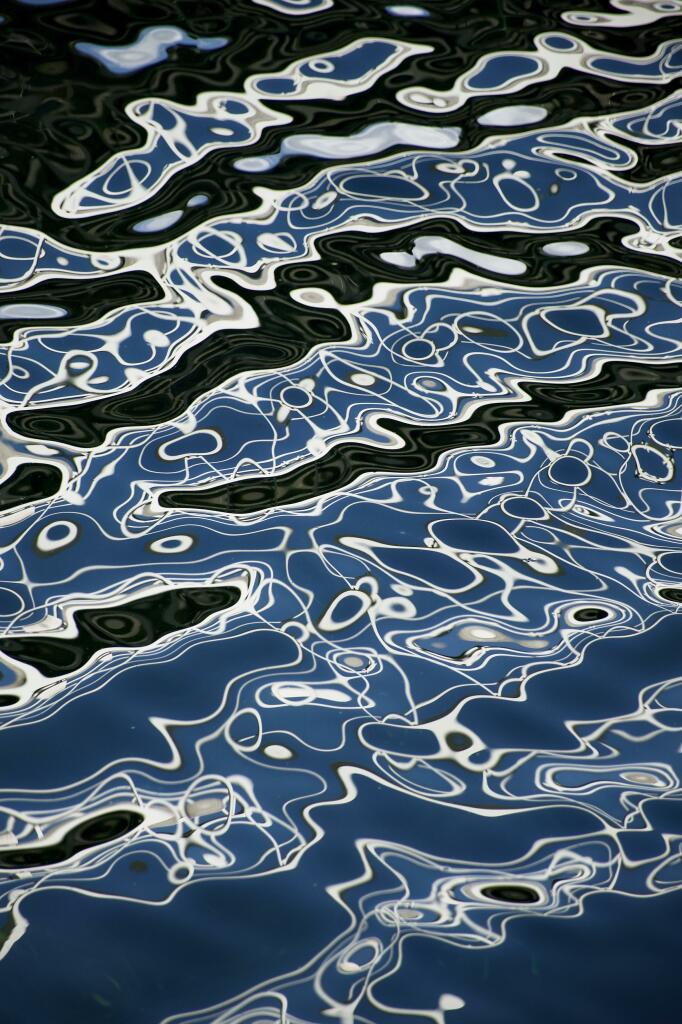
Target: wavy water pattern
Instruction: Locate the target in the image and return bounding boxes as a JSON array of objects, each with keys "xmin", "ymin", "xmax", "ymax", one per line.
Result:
[
  {"xmin": 53, "ymin": 38, "xmax": 431, "ymax": 219},
  {"xmin": 0, "ymin": 2, "xmax": 680, "ymax": 1022}
]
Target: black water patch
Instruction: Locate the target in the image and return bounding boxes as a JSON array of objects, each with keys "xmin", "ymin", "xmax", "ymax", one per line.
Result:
[
  {"xmin": 7, "ymin": 293, "xmax": 350, "ymax": 446},
  {"xmin": 305, "ymin": 216, "xmax": 680, "ymax": 299},
  {"xmin": 0, "ymin": 908, "xmax": 19, "ymax": 952},
  {"xmin": 604, "ymin": 136, "xmax": 682, "ymax": 185},
  {"xmin": 0, "ymin": 462, "xmax": 63, "ymax": 512},
  {"xmin": 573, "ymin": 607, "xmax": 610, "ymax": 622},
  {"xmin": 0, "ymin": 271, "xmax": 163, "ymax": 345},
  {"xmin": 446, "ymin": 732, "xmax": 473, "ymax": 752},
  {"xmin": 0, "ymin": 585, "xmax": 240, "ymax": 677},
  {"xmin": 159, "ymin": 360, "xmax": 682, "ymax": 513},
  {"xmin": 480, "ymin": 884, "xmax": 541, "ymax": 904},
  {"xmin": 0, "ymin": 809, "xmax": 144, "ymax": 870}
]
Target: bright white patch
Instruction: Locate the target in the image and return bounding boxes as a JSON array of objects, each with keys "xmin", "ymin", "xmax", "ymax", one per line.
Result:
[
  {"xmin": 386, "ymin": 4, "xmax": 430, "ymax": 15},
  {"xmin": 477, "ymin": 104, "xmax": 547, "ymax": 127},
  {"xmin": 0, "ymin": 303, "xmax": 66, "ymax": 319},
  {"xmin": 542, "ymin": 240, "xmax": 590, "ymax": 256},
  {"xmin": 263, "ymin": 744, "xmax": 294, "ymax": 760}
]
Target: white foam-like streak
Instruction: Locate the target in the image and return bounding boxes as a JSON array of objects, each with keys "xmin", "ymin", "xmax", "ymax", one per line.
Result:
[
  {"xmin": 381, "ymin": 234, "xmax": 527, "ymax": 275},
  {"xmin": 234, "ymin": 121, "xmax": 461, "ymax": 172}
]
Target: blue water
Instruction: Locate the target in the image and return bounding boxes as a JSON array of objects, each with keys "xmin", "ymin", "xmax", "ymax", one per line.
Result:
[{"xmin": 0, "ymin": 0, "xmax": 681, "ymax": 1020}]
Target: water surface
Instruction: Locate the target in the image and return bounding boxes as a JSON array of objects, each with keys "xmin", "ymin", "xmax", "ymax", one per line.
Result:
[{"xmin": 0, "ymin": 1, "xmax": 681, "ymax": 1021}]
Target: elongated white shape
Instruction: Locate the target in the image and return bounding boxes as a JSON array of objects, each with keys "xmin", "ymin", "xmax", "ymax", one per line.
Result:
[{"xmin": 477, "ymin": 105, "xmax": 547, "ymax": 127}]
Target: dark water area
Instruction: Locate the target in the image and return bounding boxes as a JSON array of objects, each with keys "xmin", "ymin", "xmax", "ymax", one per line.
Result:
[{"xmin": 0, "ymin": 0, "xmax": 681, "ymax": 1020}]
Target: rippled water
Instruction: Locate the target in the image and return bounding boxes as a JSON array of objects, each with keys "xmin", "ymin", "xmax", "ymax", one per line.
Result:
[{"xmin": 0, "ymin": 0, "xmax": 681, "ymax": 1019}]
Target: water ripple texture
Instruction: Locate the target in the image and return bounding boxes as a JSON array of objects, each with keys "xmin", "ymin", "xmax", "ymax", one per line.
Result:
[{"xmin": 0, "ymin": 1, "xmax": 681, "ymax": 1021}]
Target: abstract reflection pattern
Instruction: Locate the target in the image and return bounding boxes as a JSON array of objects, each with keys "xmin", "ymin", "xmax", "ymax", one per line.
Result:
[{"xmin": 0, "ymin": 0, "xmax": 680, "ymax": 1020}]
